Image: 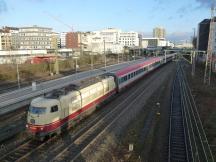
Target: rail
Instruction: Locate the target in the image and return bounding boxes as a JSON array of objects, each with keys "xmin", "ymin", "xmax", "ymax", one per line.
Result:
[
  {"xmin": 168, "ymin": 60, "xmax": 214, "ymax": 162},
  {"xmin": 179, "ymin": 63, "xmax": 214, "ymax": 162}
]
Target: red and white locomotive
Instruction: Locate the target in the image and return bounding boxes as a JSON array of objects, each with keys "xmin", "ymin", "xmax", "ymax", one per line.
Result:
[{"xmin": 26, "ymin": 54, "xmax": 175, "ymax": 139}]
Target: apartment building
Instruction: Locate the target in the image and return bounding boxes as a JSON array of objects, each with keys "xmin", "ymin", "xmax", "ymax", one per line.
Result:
[
  {"xmin": 0, "ymin": 26, "xmax": 19, "ymax": 50},
  {"xmin": 19, "ymin": 25, "xmax": 52, "ymax": 49}
]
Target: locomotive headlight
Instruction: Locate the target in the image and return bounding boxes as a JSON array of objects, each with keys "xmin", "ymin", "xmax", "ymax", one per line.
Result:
[{"xmin": 40, "ymin": 127, "xmax": 44, "ymax": 130}]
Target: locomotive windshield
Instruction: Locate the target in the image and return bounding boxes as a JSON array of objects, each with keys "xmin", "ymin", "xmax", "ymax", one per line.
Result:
[{"xmin": 29, "ymin": 106, "xmax": 46, "ymax": 114}]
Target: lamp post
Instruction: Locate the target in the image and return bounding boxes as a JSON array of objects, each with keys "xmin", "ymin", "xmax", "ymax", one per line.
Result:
[
  {"xmin": 16, "ymin": 59, "xmax": 20, "ymax": 88},
  {"xmin": 165, "ymin": 50, "xmax": 167, "ymax": 63},
  {"xmin": 103, "ymin": 40, "xmax": 106, "ymax": 68},
  {"xmin": 118, "ymin": 52, "xmax": 120, "ymax": 64},
  {"xmin": 90, "ymin": 53, "xmax": 93, "ymax": 70},
  {"xmin": 133, "ymin": 48, "xmax": 135, "ymax": 61},
  {"xmin": 192, "ymin": 28, "xmax": 196, "ymax": 77}
]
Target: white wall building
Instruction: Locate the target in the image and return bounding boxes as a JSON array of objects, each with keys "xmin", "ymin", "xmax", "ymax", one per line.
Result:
[
  {"xmin": 86, "ymin": 31, "xmax": 123, "ymax": 54},
  {"xmin": 142, "ymin": 37, "xmax": 173, "ymax": 48},
  {"xmin": 175, "ymin": 42, "xmax": 193, "ymax": 48},
  {"xmin": 83, "ymin": 28, "xmax": 139, "ymax": 54},
  {"xmin": 119, "ymin": 31, "xmax": 139, "ymax": 47},
  {"xmin": 60, "ymin": 32, "xmax": 67, "ymax": 48},
  {"xmin": 0, "ymin": 49, "xmax": 47, "ymax": 64}
]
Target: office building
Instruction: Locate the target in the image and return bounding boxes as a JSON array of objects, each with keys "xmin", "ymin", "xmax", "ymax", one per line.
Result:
[{"xmin": 19, "ymin": 25, "xmax": 52, "ymax": 49}]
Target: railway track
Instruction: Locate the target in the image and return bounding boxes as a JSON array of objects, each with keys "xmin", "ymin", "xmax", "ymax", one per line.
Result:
[
  {"xmin": 52, "ymin": 64, "xmax": 175, "ymax": 162},
  {"xmin": 0, "ymin": 61, "xmax": 174, "ymax": 161},
  {"xmin": 32, "ymin": 63, "xmax": 171, "ymax": 162},
  {"xmin": 52, "ymin": 82, "xmax": 155, "ymax": 162},
  {"xmin": 0, "ymin": 60, "xmax": 172, "ymax": 162},
  {"xmin": 0, "ymin": 107, "xmax": 27, "ymax": 144},
  {"xmin": 168, "ymin": 62, "xmax": 214, "ymax": 162},
  {"xmin": 168, "ymin": 67, "xmax": 189, "ymax": 162}
]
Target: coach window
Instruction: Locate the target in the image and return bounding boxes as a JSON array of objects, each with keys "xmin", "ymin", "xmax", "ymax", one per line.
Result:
[
  {"xmin": 51, "ymin": 105, "xmax": 58, "ymax": 112},
  {"xmin": 123, "ymin": 76, "xmax": 127, "ymax": 81},
  {"xmin": 121, "ymin": 77, "xmax": 124, "ymax": 83}
]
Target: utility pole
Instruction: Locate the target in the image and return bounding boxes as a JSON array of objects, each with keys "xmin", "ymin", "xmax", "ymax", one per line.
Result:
[
  {"xmin": 90, "ymin": 53, "xmax": 93, "ymax": 70},
  {"xmin": 191, "ymin": 50, "xmax": 196, "ymax": 76},
  {"xmin": 104, "ymin": 40, "xmax": 106, "ymax": 68},
  {"xmin": 80, "ymin": 32, "xmax": 83, "ymax": 56},
  {"xmin": 16, "ymin": 62, "xmax": 20, "ymax": 88},
  {"xmin": 54, "ymin": 46, "xmax": 59, "ymax": 74},
  {"xmin": 204, "ymin": 2, "xmax": 215, "ymax": 85},
  {"xmin": 133, "ymin": 48, "xmax": 135, "ymax": 61},
  {"xmin": 165, "ymin": 50, "xmax": 167, "ymax": 63},
  {"xmin": 191, "ymin": 28, "xmax": 196, "ymax": 77}
]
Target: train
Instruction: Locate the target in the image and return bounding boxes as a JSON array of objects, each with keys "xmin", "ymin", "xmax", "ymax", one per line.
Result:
[{"xmin": 26, "ymin": 54, "xmax": 176, "ymax": 140}]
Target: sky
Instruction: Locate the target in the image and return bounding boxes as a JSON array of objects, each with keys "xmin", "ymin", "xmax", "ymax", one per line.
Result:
[{"xmin": 0, "ymin": 0, "xmax": 213, "ymax": 41}]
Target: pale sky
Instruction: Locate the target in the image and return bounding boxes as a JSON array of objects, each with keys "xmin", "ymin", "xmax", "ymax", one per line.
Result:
[{"xmin": 0, "ymin": 0, "xmax": 213, "ymax": 41}]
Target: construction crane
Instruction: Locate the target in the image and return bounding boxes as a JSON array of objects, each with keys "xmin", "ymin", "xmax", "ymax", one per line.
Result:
[
  {"xmin": 204, "ymin": 0, "xmax": 215, "ymax": 85},
  {"xmin": 44, "ymin": 11, "xmax": 83, "ymax": 74},
  {"xmin": 44, "ymin": 11, "xmax": 83, "ymax": 55}
]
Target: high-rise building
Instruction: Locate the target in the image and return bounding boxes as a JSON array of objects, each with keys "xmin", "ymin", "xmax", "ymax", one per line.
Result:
[
  {"xmin": 153, "ymin": 27, "xmax": 166, "ymax": 38},
  {"xmin": 19, "ymin": 25, "xmax": 52, "ymax": 49},
  {"xmin": 197, "ymin": 18, "xmax": 216, "ymax": 53},
  {"xmin": 197, "ymin": 19, "xmax": 211, "ymax": 51}
]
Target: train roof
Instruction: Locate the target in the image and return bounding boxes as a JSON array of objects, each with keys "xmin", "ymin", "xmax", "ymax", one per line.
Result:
[
  {"xmin": 73, "ymin": 75, "xmax": 110, "ymax": 89},
  {"xmin": 111, "ymin": 57, "xmax": 162, "ymax": 77},
  {"xmin": 43, "ymin": 75, "xmax": 111, "ymax": 99},
  {"xmin": 31, "ymin": 97, "xmax": 59, "ymax": 107}
]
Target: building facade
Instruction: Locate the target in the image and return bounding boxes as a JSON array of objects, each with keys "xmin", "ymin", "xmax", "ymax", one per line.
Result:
[
  {"xmin": 19, "ymin": 25, "xmax": 52, "ymax": 49},
  {"xmin": 118, "ymin": 31, "xmax": 139, "ymax": 47},
  {"xmin": 63, "ymin": 28, "xmax": 139, "ymax": 54},
  {"xmin": 60, "ymin": 32, "xmax": 67, "ymax": 48},
  {"xmin": 141, "ymin": 37, "xmax": 173, "ymax": 48},
  {"xmin": 51, "ymin": 32, "xmax": 60, "ymax": 49},
  {"xmin": 66, "ymin": 32, "xmax": 79, "ymax": 48},
  {"xmin": 153, "ymin": 27, "xmax": 166, "ymax": 38},
  {"xmin": 197, "ymin": 19, "xmax": 211, "ymax": 51},
  {"xmin": 197, "ymin": 18, "xmax": 216, "ymax": 53},
  {"xmin": 0, "ymin": 26, "xmax": 19, "ymax": 50}
]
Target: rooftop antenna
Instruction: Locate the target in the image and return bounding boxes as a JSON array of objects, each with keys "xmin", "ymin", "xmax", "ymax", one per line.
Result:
[{"xmin": 204, "ymin": 0, "xmax": 215, "ymax": 85}]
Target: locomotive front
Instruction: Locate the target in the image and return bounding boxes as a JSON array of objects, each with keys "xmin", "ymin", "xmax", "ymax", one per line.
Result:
[{"xmin": 26, "ymin": 97, "xmax": 61, "ymax": 139}]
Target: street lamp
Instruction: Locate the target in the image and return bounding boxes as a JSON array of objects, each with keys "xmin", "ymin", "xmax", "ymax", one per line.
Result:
[
  {"xmin": 103, "ymin": 39, "xmax": 106, "ymax": 68},
  {"xmin": 133, "ymin": 44, "xmax": 136, "ymax": 61},
  {"xmin": 16, "ymin": 59, "xmax": 20, "ymax": 88},
  {"xmin": 118, "ymin": 52, "xmax": 120, "ymax": 64},
  {"xmin": 90, "ymin": 53, "xmax": 93, "ymax": 70}
]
